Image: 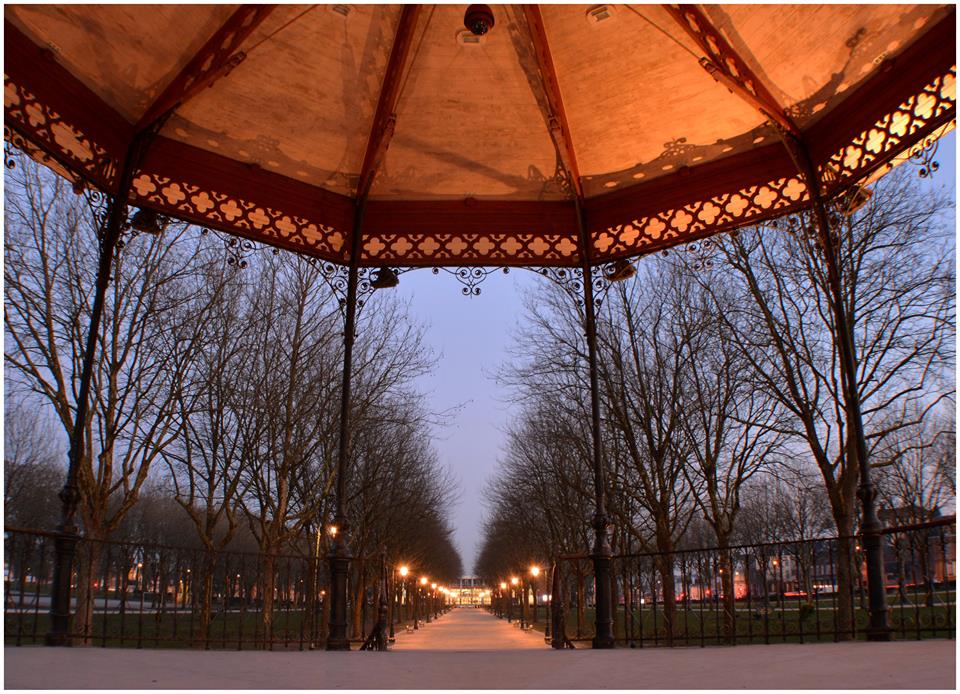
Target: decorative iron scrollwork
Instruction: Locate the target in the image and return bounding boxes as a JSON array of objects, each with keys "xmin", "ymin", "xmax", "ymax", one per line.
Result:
[
  {"xmin": 908, "ymin": 135, "xmax": 940, "ymax": 178},
  {"xmin": 4, "ymin": 141, "xmax": 17, "ymax": 169},
  {"xmin": 81, "ymin": 186, "xmax": 112, "ymax": 239},
  {"xmin": 529, "ymin": 266, "xmax": 609, "ymax": 309},
  {"xmin": 431, "ymin": 266, "xmax": 509, "ymax": 296},
  {"xmin": 200, "ymin": 227, "xmax": 276, "ymax": 269},
  {"xmin": 680, "ymin": 236, "xmax": 723, "ymax": 272},
  {"xmin": 306, "ymin": 259, "xmax": 413, "ymax": 318}
]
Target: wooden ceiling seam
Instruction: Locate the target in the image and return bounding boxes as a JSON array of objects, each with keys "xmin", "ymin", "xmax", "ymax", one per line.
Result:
[
  {"xmin": 521, "ymin": 4, "xmax": 584, "ymax": 200},
  {"xmin": 355, "ymin": 5, "xmax": 423, "ymax": 202},
  {"xmin": 660, "ymin": 4, "xmax": 800, "ymax": 136},
  {"xmin": 133, "ymin": 5, "xmax": 276, "ymax": 135}
]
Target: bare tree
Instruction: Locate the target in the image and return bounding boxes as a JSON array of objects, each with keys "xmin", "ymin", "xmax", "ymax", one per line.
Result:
[
  {"xmin": 157, "ymin": 252, "xmax": 255, "ymax": 642},
  {"xmin": 4, "ymin": 400, "xmax": 63, "ymax": 529},
  {"xmin": 4, "ymin": 155, "xmax": 220, "ymax": 639},
  {"xmin": 700, "ymin": 169, "xmax": 954, "ymax": 636},
  {"xmin": 875, "ymin": 408, "xmax": 955, "ymax": 606},
  {"xmin": 596, "ymin": 265, "xmax": 700, "ymax": 643},
  {"xmin": 670, "ymin": 265, "xmax": 785, "ymax": 640},
  {"xmin": 235, "ymin": 254, "xmax": 342, "ymax": 639}
]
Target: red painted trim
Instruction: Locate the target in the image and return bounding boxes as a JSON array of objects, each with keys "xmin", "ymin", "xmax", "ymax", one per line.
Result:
[
  {"xmin": 364, "ymin": 199, "xmax": 577, "ymax": 238},
  {"xmin": 584, "ymin": 143, "xmax": 798, "ymax": 233},
  {"xmin": 806, "ymin": 9, "xmax": 956, "ymax": 165},
  {"xmin": 138, "ymin": 136, "xmax": 356, "ymax": 236},
  {"xmin": 4, "ymin": 20, "xmax": 131, "ymax": 191},
  {"xmin": 661, "ymin": 4, "xmax": 799, "ymax": 136}
]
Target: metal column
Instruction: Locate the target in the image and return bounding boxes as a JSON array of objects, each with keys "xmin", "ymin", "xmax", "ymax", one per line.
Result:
[
  {"xmin": 792, "ymin": 142, "xmax": 890, "ymax": 641},
  {"xmin": 574, "ymin": 197, "xmax": 615, "ymax": 649},
  {"xmin": 326, "ymin": 200, "xmax": 365, "ymax": 650},
  {"xmin": 45, "ymin": 138, "xmax": 148, "ymax": 646}
]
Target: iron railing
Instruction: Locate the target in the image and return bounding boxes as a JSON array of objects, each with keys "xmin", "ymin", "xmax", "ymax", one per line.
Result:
[
  {"xmin": 3, "ymin": 528, "xmax": 426, "ymax": 649},
  {"xmin": 509, "ymin": 518, "xmax": 955, "ymax": 647}
]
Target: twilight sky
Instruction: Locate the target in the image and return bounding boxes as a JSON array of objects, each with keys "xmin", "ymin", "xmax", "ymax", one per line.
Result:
[
  {"xmin": 390, "ymin": 268, "xmax": 543, "ymax": 574},
  {"xmin": 393, "ymin": 131, "xmax": 957, "ymax": 575}
]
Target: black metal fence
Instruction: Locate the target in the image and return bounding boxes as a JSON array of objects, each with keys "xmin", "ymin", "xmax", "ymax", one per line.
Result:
[
  {"xmin": 542, "ymin": 518, "xmax": 955, "ymax": 647},
  {"xmin": 3, "ymin": 528, "xmax": 404, "ymax": 649}
]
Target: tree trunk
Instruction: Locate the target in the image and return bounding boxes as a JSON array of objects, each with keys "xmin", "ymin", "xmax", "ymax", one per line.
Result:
[
  {"xmin": 655, "ymin": 552, "xmax": 676, "ymax": 646},
  {"xmin": 575, "ymin": 566, "xmax": 585, "ymax": 639},
  {"xmin": 305, "ymin": 557, "xmax": 318, "ymax": 647},
  {"xmin": 351, "ymin": 567, "xmax": 364, "ymax": 639},
  {"xmin": 260, "ymin": 552, "xmax": 276, "ymax": 645},
  {"xmin": 895, "ymin": 537, "xmax": 907, "ymax": 604},
  {"xmin": 718, "ymin": 538, "xmax": 736, "ymax": 643},
  {"xmin": 919, "ymin": 532, "xmax": 934, "ymax": 608},
  {"xmin": 622, "ymin": 560, "xmax": 634, "ymax": 645},
  {"xmin": 197, "ymin": 551, "xmax": 218, "ymax": 648},
  {"xmin": 74, "ymin": 533, "xmax": 104, "ymax": 645},
  {"xmin": 834, "ymin": 518, "xmax": 855, "ymax": 640}
]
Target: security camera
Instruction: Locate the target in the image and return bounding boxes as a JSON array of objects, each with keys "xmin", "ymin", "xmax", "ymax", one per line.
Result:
[{"xmin": 464, "ymin": 4, "xmax": 495, "ymax": 36}]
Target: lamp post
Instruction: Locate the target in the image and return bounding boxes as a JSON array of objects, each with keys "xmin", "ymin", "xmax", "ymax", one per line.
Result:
[
  {"xmin": 530, "ymin": 566, "xmax": 541, "ymax": 628},
  {"xmin": 399, "ymin": 565, "xmax": 410, "ymax": 625},
  {"xmin": 499, "ymin": 582, "xmax": 507, "ymax": 618},
  {"xmin": 392, "ymin": 564, "xmax": 408, "ymax": 640},
  {"xmin": 431, "ymin": 583, "xmax": 438, "ymax": 620},
  {"xmin": 420, "ymin": 577, "xmax": 430, "ymax": 624},
  {"xmin": 508, "ymin": 576, "xmax": 523, "ymax": 628}
]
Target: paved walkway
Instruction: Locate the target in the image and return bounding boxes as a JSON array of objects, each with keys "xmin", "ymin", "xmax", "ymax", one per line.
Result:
[
  {"xmin": 4, "ymin": 609, "xmax": 955, "ymax": 689},
  {"xmin": 392, "ymin": 605, "xmax": 547, "ymax": 651}
]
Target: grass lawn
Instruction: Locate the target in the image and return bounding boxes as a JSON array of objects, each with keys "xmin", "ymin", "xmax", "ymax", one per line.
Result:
[
  {"xmin": 524, "ymin": 600, "xmax": 955, "ymax": 646},
  {"xmin": 5, "ymin": 608, "xmax": 433, "ymax": 649}
]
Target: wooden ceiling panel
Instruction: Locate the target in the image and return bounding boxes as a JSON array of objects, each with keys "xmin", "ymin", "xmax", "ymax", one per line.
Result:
[
  {"xmin": 5, "ymin": 4, "xmax": 236, "ymax": 122},
  {"xmin": 541, "ymin": 4, "xmax": 768, "ymax": 198},
  {"xmin": 168, "ymin": 4, "xmax": 400, "ymax": 193},
  {"xmin": 704, "ymin": 4, "xmax": 953, "ymax": 129},
  {"xmin": 369, "ymin": 5, "xmax": 563, "ymax": 201}
]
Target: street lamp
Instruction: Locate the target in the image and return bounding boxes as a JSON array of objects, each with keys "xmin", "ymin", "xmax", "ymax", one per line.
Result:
[
  {"xmin": 420, "ymin": 577, "xmax": 430, "ymax": 624},
  {"xmin": 499, "ymin": 581, "xmax": 507, "ymax": 618},
  {"xmin": 510, "ymin": 576, "xmax": 519, "ymax": 624},
  {"xmin": 530, "ymin": 565, "xmax": 541, "ymax": 628},
  {"xmin": 400, "ymin": 564, "xmax": 410, "ymax": 619},
  {"xmin": 390, "ymin": 564, "xmax": 408, "ymax": 640}
]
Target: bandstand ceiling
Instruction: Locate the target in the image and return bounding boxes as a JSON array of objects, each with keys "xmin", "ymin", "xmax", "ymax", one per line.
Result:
[{"xmin": 4, "ymin": 3, "xmax": 956, "ymax": 267}]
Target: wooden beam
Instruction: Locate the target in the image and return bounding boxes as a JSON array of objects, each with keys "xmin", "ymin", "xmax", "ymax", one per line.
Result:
[
  {"xmin": 134, "ymin": 5, "xmax": 275, "ymax": 133},
  {"xmin": 521, "ymin": 5, "xmax": 584, "ymax": 199},
  {"xmin": 355, "ymin": 5, "xmax": 422, "ymax": 201},
  {"xmin": 661, "ymin": 4, "xmax": 800, "ymax": 136}
]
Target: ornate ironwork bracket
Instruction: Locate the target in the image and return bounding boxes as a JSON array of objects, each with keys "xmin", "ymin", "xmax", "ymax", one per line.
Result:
[
  {"xmin": 525, "ymin": 265, "xmax": 615, "ymax": 310},
  {"xmin": 431, "ymin": 266, "xmax": 510, "ymax": 296},
  {"xmin": 671, "ymin": 235, "xmax": 726, "ymax": 272},
  {"xmin": 4, "ymin": 140, "xmax": 19, "ymax": 170},
  {"xmin": 74, "ymin": 178, "xmax": 169, "ymax": 255},
  {"xmin": 907, "ymin": 135, "xmax": 940, "ymax": 178},
  {"xmin": 307, "ymin": 260, "xmax": 414, "ymax": 320},
  {"xmin": 200, "ymin": 227, "xmax": 276, "ymax": 269}
]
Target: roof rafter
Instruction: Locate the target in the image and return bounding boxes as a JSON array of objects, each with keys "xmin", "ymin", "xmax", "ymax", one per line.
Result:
[
  {"xmin": 661, "ymin": 4, "xmax": 800, "ymax": 136},
  {"xmin": 355, "ymin": 5, "xmax": 422, "ymax": 201},
  {"xmin": 134, "ymin": 5, "xmax": 275, "ymax": 133},
  {"xmin": 521, "ymin": 5, "xmax": 584, "ymax": 199}
]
